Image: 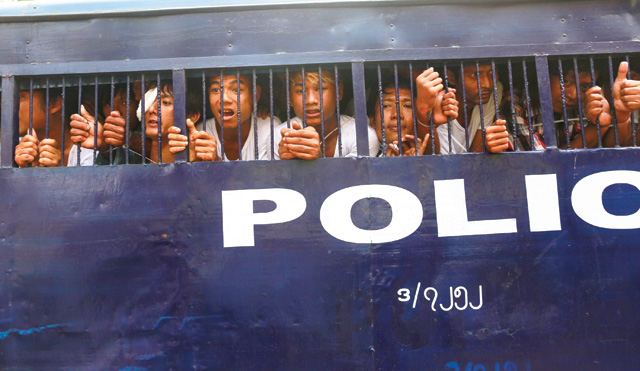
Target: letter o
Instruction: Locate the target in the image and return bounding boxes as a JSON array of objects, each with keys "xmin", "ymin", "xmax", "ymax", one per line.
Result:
[
  {"xmin": 571, "ymin": 170, "xmax": 640, "ymax": 229},
  {"xmin": 319, "ymin": 185, "xmax": 423, "ymax": 244}
]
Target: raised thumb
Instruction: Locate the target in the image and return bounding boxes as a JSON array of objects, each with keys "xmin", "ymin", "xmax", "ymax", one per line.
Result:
[{"xmin": 617, "ymin": 61, "xmax": 629, "ymax": 82}]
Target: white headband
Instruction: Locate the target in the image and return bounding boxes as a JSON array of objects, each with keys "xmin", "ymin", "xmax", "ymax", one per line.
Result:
[{"xmin": 136, "ymin": 88, "xmax": 158, "ymax": 122}]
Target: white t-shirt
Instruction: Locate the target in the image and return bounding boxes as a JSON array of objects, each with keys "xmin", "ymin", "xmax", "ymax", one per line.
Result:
[
  {"xmin": 65, "ymin": 144, "xmax": 97, "ymax": 166},
  {"xmin": 436, "ymin": 119, "xmax": 467, "ymax": 155},
  {"xmin": 197, "ymin": 115, "xmax": 282, "ymax": 161},
  {"xmin": 274, "ymin": 115, "xmax": 379, "ymax": 158}
]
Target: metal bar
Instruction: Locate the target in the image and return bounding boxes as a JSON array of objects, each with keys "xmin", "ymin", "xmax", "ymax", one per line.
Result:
[
  {"xmin": 156, "ymin": 73, "xmax": 161, "ymax": 163},
  {"xmin": 558, "ymin": 59, "xmax": 571, "ymax": 148},
  {"xmin": 443, "ymin": 62, "xmax": 452, "ymax": 154},
  {"xmin": 377, "ymin": 64, "xmax": 385, "ymax": 157},
  {"xmin": 507, "ymin": 59, "xmax": 518, "ymax": 151},
  {"xmin": 409, "ymin": 62, "xmax": 419, "ymax": 153},
  {"xmin": 140, "ymin": 74, "xmax": 146, "ymax": 164},
  {"xmin": 269, "ymin": 68, "xmax": 275, "ymax": 160},
  {"xmin": 607, "ymin": 55, "xmax": 620, "ymax": 147},
  {"xmin": 334, "ymin": 64, "xmax": 342, "ymax": 157},
  {"xmin": 109, "ymin": 75, "xmax": 114, "ymax": 165},
  {"xmin": 219, "ymin": 70, "xmax": 225, "ymax": 160},
  {"xmin": 475, "ymin": 61, "xmax": 487, "ymax": 150},
  {"xmin": 61, "ymin": 79, "xmax": 66, "ymax": 166},
  {"xmin": 627, "ymin": 55, "xmax": 636, "ymax": 147},
  {"xmin": 351, "ymin": 62, "xmax": 370, "ymax": 157},
  {"xmin": 427, "ymin": 63, "xmax": 435, "ymax": 155},
  {"xmin": 285, "ymin": 67, "xmax": 291, "ymax": 129},
  {"xmin": 319, "ymin": 66, "xmax": 325, "ymax": 158},
  {"xmin": 236, "ymin": 69, "xmax": 241, "ymax": 161},
  {"xmin": 523, "ymin": 60, "xmax": 534, "ymax": 150},
  {"xmin": 125, "ymin": 74, "xmax": 130, "ymax": 163},
  {"xmin": 1, "ymin": 76, "xmax": 19, "ymax": 167},
  {"xmin": 202, "ymin": 71, "xmax": 207, "ymax": 132},
  {"xmin": 252, "ymin": 69, "xmax": 258, "ymax": 160},
  {"xmin": 534, "ymin": 56, "xmax": 557, "ymax": 148},
  {"xmin": 301, "ymin": 66, "xmax": 306, "ymax": 129},
  {"xmin": 589, "ymin": 56, "xmax": 602, "ymax": 148},
  {"xmin": 45, "ymin": 78, "xmax": 50, "ymax": 139},
  {"xmin": 573, "ymin": 58, "xmax": 587, "ymax": 149},
  {"xmin": 460, "ymin": 61, "xmax": 470, "ymax": 151},
  {"xmin": 76, "ymin": 76, "xmax": 81, "ymax": 166},
  {"xmin": 490, "ymin": 59, "xmax": 500, "ymax": 126},
  {"xmin": 93, "ymin": 75, "xmax": 98, "ymax": 164},
  {"xmin": 393, "ymin": 63, "xmax": 403, "ymax": 156},
  {"xmin": 5, "ymin": 41, "xmax": 640, "ymax": 76},
  {"xmin": 172, "ymin": 68, "xmax": 188, "ymax": 163}
]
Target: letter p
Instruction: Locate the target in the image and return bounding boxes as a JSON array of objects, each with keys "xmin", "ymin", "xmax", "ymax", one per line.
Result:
[{"xmin": 222, "ymin": 188, "xmax": 307, "ymax": 247}]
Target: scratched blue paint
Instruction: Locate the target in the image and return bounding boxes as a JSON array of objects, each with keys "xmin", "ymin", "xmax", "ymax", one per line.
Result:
[
  {"xmin": 0, "ymin": 323, "xmax": 72, "ymax": 340},
  {"xmin": 118, "ymin": 367, "xmax": 147, "ymax": 371}
]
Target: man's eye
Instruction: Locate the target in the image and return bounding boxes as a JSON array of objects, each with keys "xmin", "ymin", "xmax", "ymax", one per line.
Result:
[
  {"xmin": 295, "ymin": 90, "xmax": 302, "ymax": 94},
  {"xmin": 162, "ymin": 100, "xmax": 172, "ymax": 106},
  {"xmin": 382, "ymin": 104, "xmax": 392, "ymax": 109},
  {"xmin": 211, "ymin": 88, "xmax": 220, "ymax": 93},
  {"xmin": 403, "ymin": 104, "xmax": 413, "ymax": 109}
]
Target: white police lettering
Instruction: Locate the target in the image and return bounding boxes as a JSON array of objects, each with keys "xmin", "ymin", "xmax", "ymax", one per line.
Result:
[
  {"xmin": 525, "ymin": 174, "xmax": 562, "ymax": 232},
  {"xmin": 319, "ymin": 185, "xmax": 423, "ymax": 244},
  {"xmin": 220, "ymin": 171, "xmax": 640, "ymax": 247},
  {"xmin": 222, "ymin": 188, "xmax": 306, "ymax": 248},
  {"xmin": 572, "ymin": 170, "xmax": 640, "ymax": 229},
  {"xmin": 434, "ymin": 179, "xmax": 517, "ymax": 237}
]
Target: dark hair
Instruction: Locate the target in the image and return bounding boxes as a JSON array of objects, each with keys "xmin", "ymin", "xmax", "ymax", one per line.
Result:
[{"xmin": 143, "ymin": 79, "xmax": 202, "ymax": 120}]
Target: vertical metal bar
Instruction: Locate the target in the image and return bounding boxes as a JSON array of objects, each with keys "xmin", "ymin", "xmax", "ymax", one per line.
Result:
[
  {"xmin": 29, "ymin": 78, "xmax": 33, "ymax": 136},
  {"xmin": 627, "ymin": 55, "xmax": 636, "ymax": 147},
  {"xmin": 252, "ymin": 69, "xmax": 258, "ymax": 160},
  {"xmin": 236, "ymin": 69, "xmax": 241, "ymax": 161},
  {"xmin": 318, "ymin": 66, "xmax": 326, "ymax": 157},
  {"xmin": 589, "ymin": 56, "xmax": 602, "ymax": 148},
  {"xmin": 523, "ymin": 60, "xmax": 534, "ymax": 150},
  {"xmin": 351, "ymin": 62, "xmax": 370, "ymax": 156},
  {"xmin": 408, "ymin": 63, "xmax": 419, "ymax": 153},
  {"xmin": 558, "ymin": 59, "xmax": 571, "ymax": 148},
  {"xmin": 607, "ymin": 55, "xmax": 620, "ymax": 147},
  {"xmin": 490, "ymin": 59, "xmax": 500, "ymax": 124},
  {"xmin": 269, "ymin": 68, "xmax": 275, "ymax": 160},
  {"xmin": 301, "ymin": 66, "xmax": 307, "ymax": 128},
  {"xmin": 285, "ymin": 67, "xmax": 291, "ymax": 129},
  {"xmin": 351, "ymin": 62, "xmax": 369, "ymax": 156},
  {"xmin": 475, "ymin": 61, "xmax": 487, "ymax": 150},
  {"xmin": 443, "ymin": 62, "xmax": 452, "ymax": 154},
  {"xmin": 93, "ymin": 75, "xmax": 98, "ymax": 164},
  {"xmin": 61, "ymin": 79, "xmax": 66, "ymax": 166},
  {"xmin": 1, "ymin": 76, "xmax": 19, "ymax": 167},
  {"xmin": 76, "ymin": 76, "xmax": 81, "ymax": 165},
  {"xmin": 393, "ymin": 63, "xmax": 403, "ymax": 156},
  {"xmin": 156, "ymin": 73, "xmax": 161, "ymax": 163},
  {"xmin": 507, "ymin": 59, "xmax": 518, "ymax": 151},
  {"xmin": 219, "ymin": 70, "xmax": 225, "ymax": 160},
  {"xmin": 334, "ymin": 64, "xmax": 342, "ymax": 157},
  {"xmin": 172, "ymin": 68, "xmax": 188, "ymax": 163},
  {"xmin": 534, "ymin": 57, "xmax": 557, "ymax": 148},
  {"xmin": 45, "ymin": 78, "xmax": 50, "ymax": 139},
  {"xmin": 460, "ymin": 61, "xmax": 470, "ymax": 151},
  {"xmin": 427, "ymin": 63, "xmax": 435, "ymax": 155},
  {"xmin": 202, "ymin": 71, "xmax": 207, "ymax": 132},
  {"xmin": 377, "ymin": 64, "xmax": 386, "ymax": 156},
  {"xmin": 573, "ymin": 58, "xmax": 587, "ymax": 149},
  {"xmin": 109, "ymin": 75, "xmax": 114, "ymax": 165},
  {"xmin": 140, "ymin": 74, "xmax": 146, "ymax": 164},
  {"xmin": 126, "ymin": 74, "xmax": 131, "ymax": 163}
]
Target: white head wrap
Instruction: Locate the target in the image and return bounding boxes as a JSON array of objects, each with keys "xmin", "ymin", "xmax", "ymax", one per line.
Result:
[{"xmin": 136, "ymin": 88, "xmax": 158, "ymax": 122}]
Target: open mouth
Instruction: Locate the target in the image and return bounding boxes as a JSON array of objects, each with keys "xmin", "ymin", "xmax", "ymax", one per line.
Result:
[
  {"xmin": 146, "ymin": 117, "xmax": 158, "ymax": 127},
  {"xmin": 222, "ymin": 109, "xmax": 236, "ymax": 121}
]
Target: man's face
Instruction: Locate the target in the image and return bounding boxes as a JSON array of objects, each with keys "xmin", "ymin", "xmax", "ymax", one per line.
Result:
[
  {"xmin": 289, "ymin": 74, "xmax": 342, "ymax": 128},
  {"xmin": 550, "ymin": 70, "xmax": 596, "ymax": 114},
  {"xmin": 104, "ymin": 89, "xmax": 139, "ymax": 125},
  {"xmin": 144, "ymin": 86, "xmax": 174, "ymax": 138},
  {"xmin": 454, "ymin": 65, "xmax": 495, "ymax": 107},
  {"xmin": 209, "ymin": 75, "xmax": 255, "ymax": 130},
  {"xmin": 372, "ymin": 87, "xmax": 414, "ymax": 144},
  {"xmin": 19, "ymin": 90, "xmax": 47, "ymax": 136}
]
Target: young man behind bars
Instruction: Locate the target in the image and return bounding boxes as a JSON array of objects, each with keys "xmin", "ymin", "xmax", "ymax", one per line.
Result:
[
  {"xmin": 14, "ymin": 87, "xmax": 80, "ymax": 167},
  {"xmin": 276, "ymin": 69, "xmax": 379, "ymax": 159},
  {"xmin": 414, "ymin": 64, "xmax": 513, "ymax": 154},
  {"xmin": 367, "ymin": 73, "xmax": 459, "ymax": 156}
]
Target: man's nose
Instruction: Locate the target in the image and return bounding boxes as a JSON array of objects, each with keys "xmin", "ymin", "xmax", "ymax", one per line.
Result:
[
  {"xmin": 306, "ymin": 89, "xmax": 319, "ymax": 105},
  {"xmin": 222, "ymin": 88, "xmax": 234, "ymax": 105},
  {"xmin": 565, "ymin": 85, "xmax": 577, "ymax": 101},
  {"xmin": 479, "ymin": 74, "xmax": 492, "ymax": 90},
  {"xmin": 149, "ymin": 100, "xmax": 157, "ymax": 114}
]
